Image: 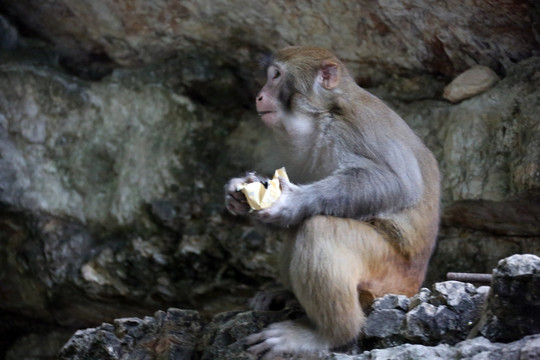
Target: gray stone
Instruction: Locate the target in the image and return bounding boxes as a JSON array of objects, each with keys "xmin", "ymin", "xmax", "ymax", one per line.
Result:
[
  {"xmin": 431, "ymin": 281, "xmax": 481, "ymax": 336},
  {"xmin": 404, "ymin": 302, "xmax": 439, "ymax": 343},
  {"xmin": 495, "ymin": 253, "xmax": 540, "ymax": 276},
  {"xmin": 408, "ymin": 288, "xmax": 431, "ymax": 310},
  {"xmin": 58, "ymin": 308, "xmax": 202, "ymax": 360},
  {"xmin": 443, "ymin": 65, "xmax": 500, "ymax": 103},
  {"xmin": 57, "ymin": 261, "xmax": 540, "ymax": 359},
  {"xmin": 476, "ymin": 254, "xmax": 540, "ymax": 342},
  {"xmin": 0, "ymin": 58, "xmax": 280, "ymax": 331},
  {"xmin": 0, "ymin": 1, "xmax": 536, "ymax": 83},
  {"xmin": 365, "ymin": 309, "xmax": 406, "ymax": 339},
  {"xmin": 371, "ymin": 294, "xmax": 409, "ymax": 311},
  {"xmin": 0, "ymin": 3, "xmax": 538, "ymax": 358},
  {"xmin": 334, "ymin": 335, "xmax": 540, "ymax": 360},
  {"xmin": 351, "ymin": 343, "xmax": 455, "ymax": 360},
  {"xmin": 431, "ymin": 281, "xmax": 476, "ymax": 309}
]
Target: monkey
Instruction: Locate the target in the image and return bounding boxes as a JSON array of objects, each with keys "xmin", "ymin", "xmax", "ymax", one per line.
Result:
[{"xmin": 225, "ymin": 46, "xmax": 440, "ymax": 358}]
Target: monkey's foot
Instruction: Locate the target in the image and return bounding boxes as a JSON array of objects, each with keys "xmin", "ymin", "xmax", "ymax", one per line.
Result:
[{"xmin": 245, "ymin": 320, "xmax": 329, "ymax": 359}]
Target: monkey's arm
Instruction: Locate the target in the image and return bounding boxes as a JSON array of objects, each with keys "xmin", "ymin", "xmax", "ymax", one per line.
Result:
[{"xmin": 255, "ymin": 144, "xmax": 424, "ymax": 227}]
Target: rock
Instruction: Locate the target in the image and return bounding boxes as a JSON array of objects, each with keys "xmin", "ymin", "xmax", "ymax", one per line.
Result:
[
  {"xmin": 0, "ymin": 57, "xmax": 279, "ymax": 326},
  {"xmin": 431, "ymin": 281, "xmax": 484, "ymax": 334},
  {"xmin": 442, "ymin": 197, "xmax": 540, "ymax": 237},
  {"xmin": 443, "ymin": 65, "xmax": 500, "ymax": 103},
  {"xmin": 431, "ymin": 281, "xmax": 476, "ymax": 309},
  {"xmin": 404, "ymin": 302, "xmax": 440, "ymax": 344},
  {"xmin": 425, "ymin": 227, "xmax": 540, "ymax": 287},
  {"xmin": 350, "ymin": 342, "xmax": 456, "ymax": 360},
  {"xmin": 371, "ymin": 294, "xmax": 410, "ymax": 312},
  {"xmin": 408, "ymin": 288, "xmax": 431, "ymax": 310},
  {"xmin": 0, "ymin": 1, "xmax": 536, "ymax": 82},
  {"xmin": 365, "ymin": 281, "xmax": 491, "ymax": 347},
  {"xmin": 343, "ymin": 335, "xmax": 540, "ymax": 360},
  {"xmin": 495, "ymin": 253, "xmax": 540, "ymax": 277},
  {"xmin": 475, "ymin": 254, "xmax": 540, "ymax": 342},
  {"xmin": 364, "ymin": 309, "xmax": 406, "ymax": 348},
  {"xmin": 58, "ymin": 308, "xmax": 202, "ymax": 360},
  {"xmin": 400, "ymin": 57, "xmax": 540, "ymax": 284},
  {"xmin": 199, "ymin": 309, "xmax": 294, "ymax": 360},
  {"xmin": 0, "ymin": 3, "xmax": 539, "ymax": 357},
  {"xmin": 0, "ymin": 60, "xmax": 213, "ymax": 227},
  {"xmin": 398, "ymin": 57, "xmax": 540, "ymax": 205},
  {"xmin": 59, "ymin": 255, "xmax": 540, "ymax": 359},
  {"xmin": 57, "ymin": 308, "xmax": 296, "ymax": 360}
]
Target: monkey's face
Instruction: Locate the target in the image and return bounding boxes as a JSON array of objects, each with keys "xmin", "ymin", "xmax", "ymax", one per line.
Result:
[
  {"xmin": 256, "ymin": 47, "xmax": 343, "ymax": 135},
  {"xmin": 256, "ymin": 64, "xmax": 284, "ymax": 128}
]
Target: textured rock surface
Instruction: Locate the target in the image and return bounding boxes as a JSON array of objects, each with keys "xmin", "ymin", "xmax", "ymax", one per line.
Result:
[
  {"xmin": 364, "ymin": 281, "xmax": 489, "ymax": 348},
  {"xmin": 0, "ymin": 47, "xmax": 280, "ymax": 357},
  {"xmin": 475, "ymin": 254, "xmax": 540, "ymax": 342},
  {"xmin": 392, "ymin": 57, "xmax": 540, "ymax": 205},
  {"xmin": 337, "ymin": 335, "xmax": 540, "ymax": 360},
  {"xmin": 393, "ymin": 57, "xmax": 540, "ymax": 285},
  {"xmin": 0, "ymin": 1, "xmax": 539, "ymax": 358},
  {"xmin": 58, "ymin": 255, "xmax": 540, "ymax": 359},
  {"xmin": 58, "ymin": 308, "xmax": 202, "ymax": 360},
  {"xmin": 0, "ymin": 1, "xmax": 537, "ymax": 82},
  {"xmin": 0, "ymin": 58, "xmax": 278, "ymax": 321}
]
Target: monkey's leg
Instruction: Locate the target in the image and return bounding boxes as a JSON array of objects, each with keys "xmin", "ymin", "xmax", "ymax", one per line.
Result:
[
  {"xmin": 246, "ymin": 216, "xmax": 373, "ymax": 357},
  {"xmin": 290, "ymin": 216, "xmax": 368, "ymax": 347}
]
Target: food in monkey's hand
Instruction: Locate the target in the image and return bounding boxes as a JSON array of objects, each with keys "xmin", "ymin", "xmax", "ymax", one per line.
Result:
[{"xmin": 236, "ymin": 167, "xmax": 288, "ymax": 210}]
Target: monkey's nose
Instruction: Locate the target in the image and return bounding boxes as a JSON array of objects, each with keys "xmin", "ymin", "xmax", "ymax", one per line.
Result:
[{"xmin": 257, "ymin": 95, "xmax": 263, "ymax": 102}]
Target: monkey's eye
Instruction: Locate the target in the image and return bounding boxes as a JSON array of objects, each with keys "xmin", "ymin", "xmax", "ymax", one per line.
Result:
[{"xmin": 272, "ymin": 70, "xmax": 281, "ymax": 80}]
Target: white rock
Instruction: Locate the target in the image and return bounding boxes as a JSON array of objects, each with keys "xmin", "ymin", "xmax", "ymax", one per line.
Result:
[{"xmin": 443, "ymin": 66, "xmax": 500, "ymax": 103}]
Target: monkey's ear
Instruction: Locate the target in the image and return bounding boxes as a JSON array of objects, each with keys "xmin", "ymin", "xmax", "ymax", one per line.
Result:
[{"xmin": 319, "ymin": 60, "xmax": 340, "ymax": 90}]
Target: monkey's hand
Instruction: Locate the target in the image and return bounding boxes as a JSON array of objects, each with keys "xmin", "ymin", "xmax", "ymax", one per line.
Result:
[
  {"xmin": 254, "ymin": 177, "xmax": 303, "ymax": 227},
  {"xmin": 225, "ymin": 173, "xmax": 265, "ymax": 216}
]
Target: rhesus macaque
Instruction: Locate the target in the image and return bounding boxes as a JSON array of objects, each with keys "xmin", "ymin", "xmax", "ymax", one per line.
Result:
[{"xmin": 225, "ymin": 46, "xmax": 440, "ymax": 358}]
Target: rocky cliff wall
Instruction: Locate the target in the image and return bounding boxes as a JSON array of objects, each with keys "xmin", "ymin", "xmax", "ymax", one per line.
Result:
[{"xmin": 0, "ymin": 1, "xmax": 538, "ymax": 358}]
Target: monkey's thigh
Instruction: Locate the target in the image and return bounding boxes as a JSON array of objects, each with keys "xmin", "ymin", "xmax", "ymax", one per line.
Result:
[
  {"xmin": 292, "ymin": 215, "xmax": 423, "ymax": 305},
  {"xmin": 288, "ymin": 215, "xmax": 378, "ymax": 343}
]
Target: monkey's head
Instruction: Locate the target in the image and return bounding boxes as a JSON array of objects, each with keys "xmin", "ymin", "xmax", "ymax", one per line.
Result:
[{"xmin": 256, "ymin": 46, "xmax": 351, "ymax": 133}]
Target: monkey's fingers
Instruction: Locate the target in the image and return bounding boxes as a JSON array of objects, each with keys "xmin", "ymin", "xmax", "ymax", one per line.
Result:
[
  {"xmin": 245, "ymin": 329, "xmax": 282, "ymax": 351},
  {"xmin": 245, "ymin": 172, "xmax": 263, "ymax": 183},
  {"xmin": 226, "ymin": 195, "xmax": 250, "ymax": 216},
  {"xmin": 245, "ymin": 328, "xmax": 283, "ymax": 345},
  {"xmin": 228, "ymin": 190, "xmax": 248, "ymax": 203}
]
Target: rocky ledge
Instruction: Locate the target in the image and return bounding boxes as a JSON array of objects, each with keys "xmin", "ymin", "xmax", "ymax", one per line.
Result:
[{"xmin": 55, "ymin": 254, "xmax": 540, "ymax": 359}]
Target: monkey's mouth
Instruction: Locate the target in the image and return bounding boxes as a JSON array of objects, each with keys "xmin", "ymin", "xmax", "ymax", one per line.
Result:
[{"xmin": 257, "ymin": 111, "xmax": 274, "ymax": 116}]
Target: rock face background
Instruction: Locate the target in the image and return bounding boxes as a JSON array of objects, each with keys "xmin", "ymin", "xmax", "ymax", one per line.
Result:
[{"xmin": 0, "ymin": 1, "xmax": 539, "ymax": 358}]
